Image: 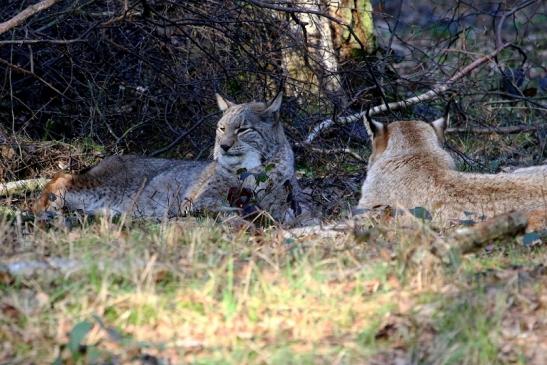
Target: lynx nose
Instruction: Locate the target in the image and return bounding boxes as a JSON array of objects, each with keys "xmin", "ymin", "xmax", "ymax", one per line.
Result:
[{"xmin": 221, "ymin": 144, "xmax": 232, "ymax": 152}]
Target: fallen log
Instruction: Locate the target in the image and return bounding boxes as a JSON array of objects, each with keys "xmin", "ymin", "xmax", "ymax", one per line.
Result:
[
  {"xmin": 431, "ymin": 210, "xmax": 529, "ymax": 262},
  {"xmin": 0, "ymin": 178, "xmax": 47, "ymax": 197}
]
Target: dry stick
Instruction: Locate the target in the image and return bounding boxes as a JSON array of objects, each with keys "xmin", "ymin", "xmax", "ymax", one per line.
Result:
[
  {"xmin": 150, "ymin": 113, "xmax": 216, "ymax": 157},
  {"xmin": 0, "ymin": 257, "xmax": 161, "ymax": 281},
  {"xmin": 0, "ymin": 38, "xmax": 83, "ymax": 45},
  {"xmin": 0, "ymin": 58, "xmax": 64, "ymax": 97},
  {"xmin": 0, "ymin": 178, "xmax": 47, "ymax": 197},
  {"xmin": 0, "ymin": 0, "xmax": 60, "ymax": 36},
  {"xmin": 306, "ymin": 146, "xmax": 365, "ymax": 162},
  {"xmin": 301, "ymin": 121, "xmax": 538, "ymax": 162},
  {"xmin": 431, "ymin": 210, "xmax": 528, "ymax": 261},
  {"xmin": 303, "ymin": 43, "xmax": 512, "ymax": 144},
  {"xmin": 446, "ymin": 124, "xmax": 539, "ymax": 134}
]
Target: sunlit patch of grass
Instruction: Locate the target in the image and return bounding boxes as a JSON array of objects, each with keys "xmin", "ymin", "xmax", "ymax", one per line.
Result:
[{"xmin": 0, "ymin": 215, "xmax": 545, "ymax": 364}]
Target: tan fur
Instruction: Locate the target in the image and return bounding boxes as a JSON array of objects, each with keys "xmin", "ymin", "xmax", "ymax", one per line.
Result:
[
  {"xmin": 35, "ymin": 94, "xmax": 314, "ymax": 225},
  {"xmin": 357, "ymin": 119, "xmax": 547, "ymax": 227}
]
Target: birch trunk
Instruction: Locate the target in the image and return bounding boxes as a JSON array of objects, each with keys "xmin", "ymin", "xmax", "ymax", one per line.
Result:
[{"xmin": 282, "ymin": 0, "xmax": 375, "ymax": 106}]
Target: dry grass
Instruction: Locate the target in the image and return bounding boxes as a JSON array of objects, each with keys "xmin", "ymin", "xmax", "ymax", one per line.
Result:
[{"xmin": 0, "ymin": 214, "xmax": 545, "ymax": 365}]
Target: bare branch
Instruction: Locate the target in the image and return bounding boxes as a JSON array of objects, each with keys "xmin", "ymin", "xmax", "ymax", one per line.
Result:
[
  {"xmin": 0, "ymin": 0, "xmax": 60, "ymax": 36},
  {"xmin": 0, "ymin": 178, "xmax": 47, "ymax": 197},
  {"xmin": 431, "ymin": 210, "xmax": 528, "ymax": 259},
  {"xmin": 303, "ymin": 43, "xmax": 512, "ymax": 145},
  {"xmin": 495, "ymin": 0, "xmax": 538, "ymax": 50},
  {"xmin": 446, "ymin": 125, "xmax": 539, "ymax": 134},
  {"xmin": 304, "ymin": 146, "xmax": 365, "ymax": 162},
  {"xmin": 0, "ymin": 57, "xmax": 65, "ymax": 97},
  {"xmin": 0, "ymin": 38, "xmax": 83, "ymax": 45}
]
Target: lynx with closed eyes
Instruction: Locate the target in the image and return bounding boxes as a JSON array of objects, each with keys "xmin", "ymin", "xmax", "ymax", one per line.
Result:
[{"xmin": 35, "ymin": 93, "xmax": 315, "ymax": 226}]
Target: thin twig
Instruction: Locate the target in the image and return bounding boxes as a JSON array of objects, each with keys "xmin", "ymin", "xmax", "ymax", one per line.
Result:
[
  {"xmin": 0, "ymin": 57, "xmax": 65, "ymax": 97},
  {"xmin": 0, "ymin": 38, "xmax": 83, "ymax": 45},
  {"xmin": 303, "ymin": 146, "xmax": 365, "ymax": 162},
  {"xmin": 150, "ymin": 113, "xmax": 216, "ymax": 157},
  {"xmin": 446, "ymin": 125, "xmax": 539, "ymax": 134},
  {"xmin": 495, "ymin": 0, "xmax": 537, "ymax": 50}
]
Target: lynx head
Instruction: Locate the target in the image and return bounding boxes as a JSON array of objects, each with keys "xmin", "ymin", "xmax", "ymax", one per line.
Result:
[
  {"xmin": 364, "ymin": 114, "xmax": 455, "ymax": 169},
  {"xmin": 213, "ymin": 93, "xmax": 289, "ymax": 170}
]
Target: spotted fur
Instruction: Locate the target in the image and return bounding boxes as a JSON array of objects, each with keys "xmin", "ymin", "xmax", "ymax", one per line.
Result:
[{"xmin": 35, "ymin": 93, "xmax": 314, "ymax": 225}]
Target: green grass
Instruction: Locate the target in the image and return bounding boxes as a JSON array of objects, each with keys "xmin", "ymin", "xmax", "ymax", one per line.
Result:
[{"xmin": 0, "ymin": 216, "xmax": 545, "ymax": 364}]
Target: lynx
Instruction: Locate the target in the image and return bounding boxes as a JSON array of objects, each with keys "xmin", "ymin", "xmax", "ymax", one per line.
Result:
[
  {"xmin": 356, "ymin": 116, "xmax": 546, "ymax": 228},
  {"xmin": 35, "ymin": 93, "xmax": 313, "ymax": 226}
]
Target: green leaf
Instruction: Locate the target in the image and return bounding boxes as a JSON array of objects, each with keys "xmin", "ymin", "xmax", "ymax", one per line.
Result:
[
  {"xmin": 255, "ymin": 172, "xmax": 269, "ymax": 183},
  {"xmin": 68, "ymin": 320, "xmax": 93, "ymax": 354},
  {"xmin": 409, "ymin": 207, "xmax": 432, "ymax": 220},
  {"xmin": 265, "ymin": 163, "xmax": 276, "ymax": 172}
]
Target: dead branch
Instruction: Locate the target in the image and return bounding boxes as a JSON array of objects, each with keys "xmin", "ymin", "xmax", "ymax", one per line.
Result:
[
  {"xmin": 284, "ymin": 222, "xmax": 351, "ymax": 239},
  {"xmin": 0, "ymin": 57, "xmax": 65, "ymax": 97},
  {"xmin": 446, "ymin": 125, "xmax": 539, "ymax": 134},
  {"xmin": 0, "ymin": 38, "xmax": 83, "ymax": 45},
  {"xmin": 303, "ymin": 43, "xmax": 512, "ymax": 144},
  {"xmin": 431, "ymin": 210, "xmax": 528, "ymax": 260},
  {"xmin": 0, "ymin": 0, "xmax": 60, "ymax": 36},
  {"xmin": 495, "ymin": 0, "xmax": 538, "ymax": 50},
  {"xmin": 304, "ymin": 146, "xmax": 365, "ymax": 162},
  {"xmin": 0, "ymin": 257, "xmax": 165, "ymax": 282},
  {"xmin": 0, "ymin": 178, "xmax": 47, "ymax": 197}
]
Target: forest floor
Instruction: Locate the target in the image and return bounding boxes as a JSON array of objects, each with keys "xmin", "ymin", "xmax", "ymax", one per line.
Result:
[{"xmin": 0, "ymin": 209, "xmax": 546, "ymax": 364}]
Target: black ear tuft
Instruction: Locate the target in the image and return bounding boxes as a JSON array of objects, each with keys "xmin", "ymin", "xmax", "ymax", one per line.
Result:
[
  {"xmin": 364, "ymin": 108, "xmax": 385, "ymax": 139},
  {"xmin": 444, "ymin": 99, "xmax": 453, "ymax": 124},
  {"xmin": 431, "ymin": 100, "xmax": 452, "ymax": 138}
]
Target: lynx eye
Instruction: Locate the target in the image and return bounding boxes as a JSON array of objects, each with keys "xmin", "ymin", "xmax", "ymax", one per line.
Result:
[
  {"xmin": 237, "ymin": 127, "xmax": 251, "ymax": 134},
  {"xmin": 218, "ymin": 126, "xmax": 226, "ymax": 132}
]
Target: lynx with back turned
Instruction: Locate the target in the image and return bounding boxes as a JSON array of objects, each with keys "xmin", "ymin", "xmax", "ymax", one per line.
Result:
[
  {"xmin": 35, "ymin": 93, "xmax": 313, "ymax": 225},
  {"xmin": 357, "ymin": 116, "xmax": 546, "ymax": 229}
]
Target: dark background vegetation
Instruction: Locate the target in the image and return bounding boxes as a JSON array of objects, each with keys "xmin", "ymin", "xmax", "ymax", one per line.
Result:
[{"xmin": 0, "ymin": 0, "xmax": 545, "ymax": 215}]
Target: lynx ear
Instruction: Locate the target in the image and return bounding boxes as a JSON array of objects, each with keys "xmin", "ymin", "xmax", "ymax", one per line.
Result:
[
  {"xmin": 364, "ymin": 111, "xmax": 386, "ymax": 140},
  {"xmin": 264, "ymin": 92, "xmax": 283, "ymax": 115},
  {"xmin": 364, "ymin": 112, "xmax": 389, "ymax": 163},
  {"xmin": 216, "ymin": 93, "xmax": 235, "ymax": 112},
  {"xmin": 431, "ymin": 100, "xmax": 452, "ymax": 141},
  {"xmin": 431, "ymin": 113, "xmax": 449, "ymax": 141}
]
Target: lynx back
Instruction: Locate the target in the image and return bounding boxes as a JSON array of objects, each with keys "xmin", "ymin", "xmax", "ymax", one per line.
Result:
[{"xmin": 357, "ymin": 116, "xmax": 546, "ymax": 228}]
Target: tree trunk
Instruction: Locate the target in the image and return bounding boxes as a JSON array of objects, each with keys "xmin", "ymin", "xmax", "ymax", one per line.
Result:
[
  {"xmin": 330, "ymin": 0, "xmax": 375, "ymax": 59},
  {"xmin": 282, "ymin": 0, "xmax": 375, "ymax": 106}
]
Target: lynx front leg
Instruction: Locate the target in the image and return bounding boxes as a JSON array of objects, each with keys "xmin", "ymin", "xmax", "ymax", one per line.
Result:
[
  {"xmin": 171, "ymin": 185, "xmax": 237, "ymax": 218},
  {"xmin": 34, "ymin": 173, "xmax": 74, "ymax": 214}
]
